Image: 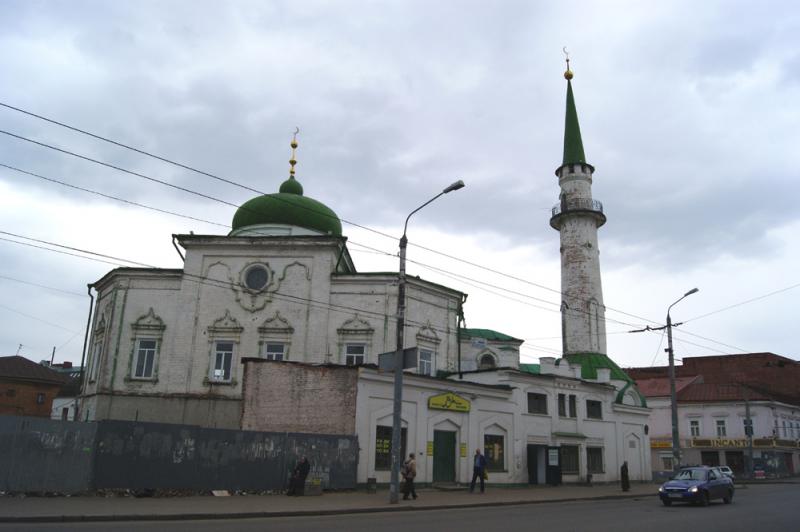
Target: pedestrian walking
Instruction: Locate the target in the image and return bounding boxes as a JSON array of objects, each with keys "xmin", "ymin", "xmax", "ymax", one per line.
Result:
[
  {"xmin": 286, "ymin": 456, "xmax": 311, "ymax": 496},
  {"xmin": 469, "ymin": 448, "xmax": 487, "ymax": 493},
  {"xmin": 402, "ymin": 453, "xmax": 418, "ymax": 500},
  {"xmin": 620, "ymin": 461, "xmax": 630, "ymax": 492}
]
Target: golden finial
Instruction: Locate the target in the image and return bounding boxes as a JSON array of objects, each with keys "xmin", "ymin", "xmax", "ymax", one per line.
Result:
[
  {"xmin": 563, "ymin": 47, "xmax": 573, "ymax": 80},
  {"xmin": 289, "ymin": 127, "xmax": 299, "ymax": 179}
]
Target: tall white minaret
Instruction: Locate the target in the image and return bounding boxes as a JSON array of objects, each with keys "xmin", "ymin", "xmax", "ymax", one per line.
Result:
[{"xmin": 549, "ymin": 57, "xmax": 608, "ymax": 356}]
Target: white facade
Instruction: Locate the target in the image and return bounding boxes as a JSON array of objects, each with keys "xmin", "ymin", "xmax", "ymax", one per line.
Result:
[
  {"xmin": 353, "ymin": 358, "xmax": 651, "ymax": 485},
  {"xmin": 647, "ymin": 397, "xmax": 800, "ymax": 476},
  {"xmin": 80, "ymin": 235, "xmax": 463, "ymax": 428}
]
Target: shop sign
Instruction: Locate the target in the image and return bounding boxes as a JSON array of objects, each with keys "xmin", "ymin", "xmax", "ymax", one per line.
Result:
[
  {"xmin": 460, "ymin": 443, "xmax": 467, "ymax": 458},
  {"xmin": 428, "ymin": 392, "xmax": 470, "ymax": 412},
  {"xmin": 691, "ymin": 438, "xmax": 748, "ymax": 448},
  {"xmin": 650, "ymin": 440, "xmax": 672, "ymax": 449}
]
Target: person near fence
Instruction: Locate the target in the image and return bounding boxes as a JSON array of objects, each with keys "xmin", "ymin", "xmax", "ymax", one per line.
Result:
[
  {"xmin": 287, "ymin": 456, "xmax": 311, "ymax": 496},
  {"xmin": 402, "ymin": 453, "xmax": 417, "ymax": 500},
  {"xmin": 469, "ymin": 448, "xmax": 487, "ymax": 493}
]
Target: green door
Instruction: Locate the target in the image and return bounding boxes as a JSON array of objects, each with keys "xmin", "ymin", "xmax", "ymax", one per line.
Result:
[{"xmin": 433, "ymin": 430, "xmax": 456, "ymax": 483}]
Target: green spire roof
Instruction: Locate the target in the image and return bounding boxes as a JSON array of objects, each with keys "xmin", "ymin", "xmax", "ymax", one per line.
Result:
[{"xmin": 562, "ymin": 80, "xmax": 587, "ymax": 166}]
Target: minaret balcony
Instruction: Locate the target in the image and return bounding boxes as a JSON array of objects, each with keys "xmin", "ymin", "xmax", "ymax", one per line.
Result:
[{"xmin": 550, "ymin": 198, "xmax": 606, "ymax": 229}]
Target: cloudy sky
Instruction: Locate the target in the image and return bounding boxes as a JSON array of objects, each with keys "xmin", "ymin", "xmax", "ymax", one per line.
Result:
[{"xmin": 1, "ymin": 0, "xmax": 798, "ymax": 369}]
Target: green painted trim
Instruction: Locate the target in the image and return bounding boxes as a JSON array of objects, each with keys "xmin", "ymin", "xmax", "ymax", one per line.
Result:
[
  {"xmin": 552, "ymin": 431, "xmax": 588, "ymax": 439},
  {"xmin": 231, "ymin": 192, "xmax": 342, "ymax": 236},
  {"xmin": 615, "ymin": 381, "xmax": 648, "ymax": 408},
  {"xmin": 563, "ymin": 80, "xmax": 587, "ymax": 166},
  {"xmin": 460, "ymin": 328, "xmax": 523, "ymax": 342}
]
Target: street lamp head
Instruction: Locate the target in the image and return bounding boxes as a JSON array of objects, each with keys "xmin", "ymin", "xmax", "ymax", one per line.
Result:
[
  {"xmin": 684, "ymin": 287, "xmax": 699, "ymax": 297},
  {"xmin": 443, "ymin": 179, "xmax": 465, "ymax": 194}
]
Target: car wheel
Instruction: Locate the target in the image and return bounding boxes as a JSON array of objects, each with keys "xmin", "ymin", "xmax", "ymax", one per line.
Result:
[
  {"xmin": 723, "ymin": 490, "xmax": 733, "ymax": 504},
  {"xmin": 699, "ymin": 491, "xmax": 709, "ymax": 506},
  {"xmin": 662, "ymin": 499, "xmax": 672, "ymax": 507}
]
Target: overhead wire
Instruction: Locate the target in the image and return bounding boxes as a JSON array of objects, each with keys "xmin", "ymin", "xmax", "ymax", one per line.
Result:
[{"xmin": 0, "ymin": 108, "xmax": 771, "ymax": 355}]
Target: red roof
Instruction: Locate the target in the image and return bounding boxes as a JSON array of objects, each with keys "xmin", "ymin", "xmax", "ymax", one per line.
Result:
[
  {"xmin": 625, "ymin": 352, "xmax": 800, "ymax": 405},
  {"xmin": 0, "ymin": 356, "xmax": 71, "ymax": 385},
  {"xmin": 635, "ymin": 376, "xmax": 699, "ymax": 397}
]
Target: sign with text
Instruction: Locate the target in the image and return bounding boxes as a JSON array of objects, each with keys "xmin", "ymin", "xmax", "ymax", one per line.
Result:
[
  {"xmin": 427, "ymin": 392, "xmax": 471, "ymax": 412},
  {"xmin": 377, "ymin": 347, "xmax": 418, "ymax": 371}
]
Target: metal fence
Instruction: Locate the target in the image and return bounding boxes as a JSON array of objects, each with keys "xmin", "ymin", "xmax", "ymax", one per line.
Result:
[{"xmin": 0, "ymin": 415, "xmax": 357, "ymax": 493}]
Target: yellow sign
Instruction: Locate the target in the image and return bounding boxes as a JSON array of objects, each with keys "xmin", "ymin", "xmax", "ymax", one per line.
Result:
[
  {"xmin": 460, "ymin": 443, "xmax": 467, "ymax": 457},
  {"xmin": 428, "ymin": 392, "xmax": 471, "ymax": 412},
  {"xmin": 650, "ymin": 440, "xmax": 672, "ymax": 449},
  {"xmin": 427, "ymin": 441, "xmax": 434, "ymax": 456}
]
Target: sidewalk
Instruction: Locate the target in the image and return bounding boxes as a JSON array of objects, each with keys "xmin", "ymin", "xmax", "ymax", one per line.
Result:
[{"xmin": 0, "ymin": 483, "xmax": 657, "ymax": 523}]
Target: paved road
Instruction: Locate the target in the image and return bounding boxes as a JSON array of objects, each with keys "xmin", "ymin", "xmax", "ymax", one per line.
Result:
[{"xmin": 4, "ymin": 484, "xmax": 796, "ymax": 532}]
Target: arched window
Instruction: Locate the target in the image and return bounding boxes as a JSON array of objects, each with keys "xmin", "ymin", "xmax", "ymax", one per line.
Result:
[{"xmin": 479, "ymin": 354, "xmax": 496, "ymax": 370}]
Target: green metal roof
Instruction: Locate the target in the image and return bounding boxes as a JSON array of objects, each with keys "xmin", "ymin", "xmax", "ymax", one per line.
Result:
[
  {"xmin": 231, "ymin": 177, "xmax": 342, "ymax": 236},
  {"xmin": 519, "ymin": 363, "xmax": 541, "ymax": 375},
  {"xmin": 562, "ymin": 80, "xmax": 587, "ymax": 166},
  {"xmin": 460, "ymin": 328, "xmax": 522, "ymax": 342},
  {"xmin": 563, "ymin": 352, "xmax": 634, "ymax": 383}
]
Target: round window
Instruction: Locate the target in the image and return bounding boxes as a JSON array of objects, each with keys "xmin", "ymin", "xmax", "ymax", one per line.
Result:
[{"xmin": 244, "ymin": 265, "xmax": 269, "ymax": 291}]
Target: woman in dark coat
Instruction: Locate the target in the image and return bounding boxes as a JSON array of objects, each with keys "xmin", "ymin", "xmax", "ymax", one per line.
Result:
[{"xmin": 287, "ymin": 456, "xmax": 311, "ymax": 496}]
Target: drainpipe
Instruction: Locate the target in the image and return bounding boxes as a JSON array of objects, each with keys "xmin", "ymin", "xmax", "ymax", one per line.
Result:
[
  {"xmin": 75, "ymin": 284, "xmax": 95, "ymax": 420},
  {"xmin": 172, "ymin": 234, "xmax": 185, "ymax": 262},
  {"xmin": 458, "ymin": 294, "xmax": 467, "ymax": 379}
]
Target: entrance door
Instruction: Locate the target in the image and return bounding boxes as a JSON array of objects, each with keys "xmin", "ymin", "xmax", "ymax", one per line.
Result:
[
  {"xmin": 725, "ymin": 451, "xmax": 745, "ymax": 475},
  {"xmin": 433, "ymin": 430, "xmax": 456, "ymax": 483},
  {"xmin": 701, "ymin": 451, "xmax": 721, "ymax": 467},
  {"xmin": 527, "ymin": 445, "xmax": 538, "ymax": 484},
  {"xmin": 545, "ymin": 446, "xmax": 562, "ymax": 486}
]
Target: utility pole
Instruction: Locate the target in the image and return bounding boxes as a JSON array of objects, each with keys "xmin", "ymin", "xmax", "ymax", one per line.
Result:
[
  {"xmin": 631, "ymin": 288, "xmax": 699, "ymax": 472},
  {"xmin": 744, "ymin": 386, "xmax": 754, "ymax": 479}
]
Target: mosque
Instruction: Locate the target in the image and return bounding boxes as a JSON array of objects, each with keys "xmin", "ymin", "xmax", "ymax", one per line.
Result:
[{"xmin": 79, "ymin": 63, "xmax": 651, "ymax": 485}]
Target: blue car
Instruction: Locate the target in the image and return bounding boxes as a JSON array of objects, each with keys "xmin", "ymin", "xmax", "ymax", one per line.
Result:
[{"xmin": 658, "ymin": 466, "xmax": 735, "ymax": 506}]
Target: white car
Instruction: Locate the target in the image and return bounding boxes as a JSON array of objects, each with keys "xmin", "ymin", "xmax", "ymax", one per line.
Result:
[{"xmin": 716, "ymin": 466, "xmax": 735, "ymax": 481}]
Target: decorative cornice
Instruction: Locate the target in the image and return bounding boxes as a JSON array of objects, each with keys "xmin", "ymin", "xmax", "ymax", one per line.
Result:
[
  {"xmin": 208, "ymin": 309, "xmax": 244, "ymax": 334},
  {"xmin": 338, "ymin": 315, "xmax": 374, "ymax": 335},
  {"xmin": 258, "ymin": 311, "xmax": 294, "ymax": 334}
]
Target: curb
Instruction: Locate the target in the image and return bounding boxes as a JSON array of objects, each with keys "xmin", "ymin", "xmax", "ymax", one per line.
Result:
[{"xmin": 0, "ymin": 492, "xmax": 656, "ymax": 524}]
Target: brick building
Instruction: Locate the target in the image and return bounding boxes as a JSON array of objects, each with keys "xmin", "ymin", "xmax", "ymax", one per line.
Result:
[
  {"xmin": 0, "ymin": 356, "xmax": 70, "ymax": 417},
  {"xmin": 626, "ymin": 353, "xmax": 800, "ymax": 477}
]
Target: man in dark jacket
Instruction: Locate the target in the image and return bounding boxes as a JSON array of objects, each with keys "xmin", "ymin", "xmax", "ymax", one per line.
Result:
[
  {"xmin": 469, "ymin": 449, "xmax": 487, "ymax": 493},
  {"xmin": 287, "ymin": 456, "xmax": 311, "ymax": 496}
]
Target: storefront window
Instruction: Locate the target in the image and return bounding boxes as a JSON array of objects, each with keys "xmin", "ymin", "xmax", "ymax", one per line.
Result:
[
  {"xmin": 374, "ymin": 425, "xmax": 407, "ymax": 470},
  {"xmin": 587, "ymin": 447, "xmax": 604, "ymax": 473},
  {"xmin": 560, "ymin": 445, "xmax": 579, "ymax": 474},
  {"xmin": 483, "ymin": 434, "xmax": 505, "ymax": 471}
]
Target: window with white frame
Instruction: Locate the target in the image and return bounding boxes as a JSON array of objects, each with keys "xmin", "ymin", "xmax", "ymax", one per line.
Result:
[
  {"xmin": 129, "ymin": 308, "xmax": 165, "ymax": 382},
  {"xmin": 345, "ymin": 343, "xmax": 365, "ymax": 366},
  {"xmin": 206, "ymin": 310, "xmax": 242, "ymax": 384},
  {"xmin": 716, "ymin": 419, "xmax": 727, "ymax": 437},
  {"xmin": 690, "ymin": 419, "xmax": 701, "ymax": 437},
  {"xmin": 337, "ymin": 316, "xmax": 373, "ymax": 366},
  {"xmin": 418, "ymin": 348, "xmax": 433, "ymax": 376},
  {"xmin": 133, "ymin": 338, "xmax": 158, "ymax": 379},
  {"xmin": 212, "ymin": 341, "xmax": 234, "ymax": 382},
  {"xmin": 261, "ymin": 342, "xmax": 285, "ymax": 361},
  {"xmin": 258, "ymin": 311, "xmax": 293, "ymax": 363}
]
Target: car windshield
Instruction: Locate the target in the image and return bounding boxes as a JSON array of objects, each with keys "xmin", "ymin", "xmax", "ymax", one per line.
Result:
[{"xmin": 674, "ymin": 469, "xmax": 707, "ymax": 481}]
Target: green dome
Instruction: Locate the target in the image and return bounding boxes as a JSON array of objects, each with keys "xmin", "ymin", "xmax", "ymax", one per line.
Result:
[{"xmin": 231, "ymin": 178, "xmax": 342, "ymax": 236}]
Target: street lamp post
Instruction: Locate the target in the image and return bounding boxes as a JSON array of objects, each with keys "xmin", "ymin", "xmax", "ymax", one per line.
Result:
[
  {"xmin": 666, "ymin": 287, "xmax": 699, "ymax": 473},
  {"xmin": 389, "ymin": 179, "xmax": 465, "ymax": 504}
]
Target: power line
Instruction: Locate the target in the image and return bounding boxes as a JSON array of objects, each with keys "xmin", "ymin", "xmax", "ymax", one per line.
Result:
[
  {"xmin": 0, "ymin": 106, "xmax": 684, "ymax": 330},
  {"xmin": 0, "ymin": 230, "xmax": 458, "ymax": 339},
  {"xmin": 0, "ymin": 163, "xmax": 228, "ymax": 228},
  {"xmin": 0, "ymin": 274, "xmax": 85, "ymax": 297},
  {"xmin": 0, "ymin": 112, "xmax": 771, "ymax": 354},
  {"xmin": 683, "ymin": 282, "xmax": 800, "ymax": 324},
  {"xmin": 0, "ymin": 302, "xmax": 81, "ymax": 333}
]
